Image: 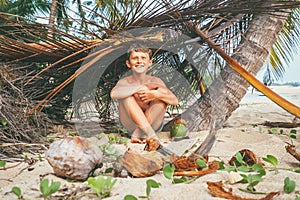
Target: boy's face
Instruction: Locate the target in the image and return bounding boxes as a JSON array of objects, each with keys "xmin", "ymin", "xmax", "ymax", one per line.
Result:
[{"xmin": 126, "ymin": 51, "xmax": 152, "ymax": 74}]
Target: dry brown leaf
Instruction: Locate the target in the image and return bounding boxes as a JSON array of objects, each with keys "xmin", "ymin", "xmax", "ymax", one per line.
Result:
[
  {"xmin": 207, "ymin": 181, "xmax": 280, "ymax": 200},
  {"xmin": 144, "ymin": 138, "xmax": 161, "ymax": 151},
  {"xmin": 170, "ymin": 154, "xmax": 203, "ymax": 171},
  {"xmin": 173, "ymin": 160, "xmax": 219, "ymax": 177}
]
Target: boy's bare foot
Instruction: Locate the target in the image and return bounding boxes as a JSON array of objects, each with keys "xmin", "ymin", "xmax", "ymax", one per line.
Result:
[
  {"xmin": 130, "ymin": 128, "xmax": 146, "ymax": 144},
  {"xmin": 130, "ymin": 137, "xmax": 146, "ymax": 144}
]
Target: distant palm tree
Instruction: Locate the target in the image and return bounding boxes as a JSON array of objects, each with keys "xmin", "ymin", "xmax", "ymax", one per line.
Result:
[
  {"xmin": 48, "ymin": 0, "xmax": 83, "ymax": 31},
  {"xmin": 0, "ymin": 0, "xmax": 49, "ymax": 19},
  {"xmin": 49, "ymin": 0, "xmax": 58, "ymax": 28},
  {"xmin": 264, "ymin": 9, "xmax": 300, "ymax": 82}
]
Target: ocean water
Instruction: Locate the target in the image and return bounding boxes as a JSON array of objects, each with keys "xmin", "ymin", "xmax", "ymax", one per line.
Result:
[{"xmin": 243, "ymin": 87, "xmax": 300, "ymax": 104}]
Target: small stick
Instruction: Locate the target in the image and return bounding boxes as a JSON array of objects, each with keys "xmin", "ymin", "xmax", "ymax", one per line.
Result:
[{"xmin": 285, "ymin": 143, "xmax": 300, "ymax": 162}]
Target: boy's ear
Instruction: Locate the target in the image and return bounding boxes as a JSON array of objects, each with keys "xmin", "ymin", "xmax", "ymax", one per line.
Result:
[{"xmin": 126, "ymin": 60, "xmax": 131, "ymax": 68}]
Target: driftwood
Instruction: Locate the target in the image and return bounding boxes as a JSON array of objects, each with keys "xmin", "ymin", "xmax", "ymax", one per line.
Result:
[
  {"xmin": 261, "ymin": 121, "xmax": 300, "ymax": 128},
  {"xmin": 121, "ymin": 148, "xmax": 165, "ymax": 177},
  {"xmin": 285, "ymin": 143, "xmax": 300, "ymax": 162}
]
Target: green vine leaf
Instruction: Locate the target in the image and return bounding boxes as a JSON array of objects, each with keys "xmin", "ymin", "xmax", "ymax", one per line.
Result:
[
  {"xmin": 40, "ymin": 178, "xmax": 61, "ymax": 198},
  {"xmin": 238, "ymin": 165, "xmax": 250, "ymax": 172},
  {"xmin": 262, "ymin": 155, "xmax": 278, "ymax": 167},
  {"xmin": 173, "ymin": 177, "xmax": 187, "ymax": 184},
  {"xmin": 252, "ymin": 164, "xmax": 266, "ymax": 175},
  {"xmin": 290, "ymin": 129, "xmax": 297, "ymax": 134},
  {"xmin": 289, "ymin": 134, "xmax": 296, "ymax": 139},
  {"xmin": 124, "ymin": 194, "xmax": 138, "ymax": 200},
  {"xmin": 1, "ymin": 119, "xmax": 7, "ymax": 126},
  {"xmin": 283, "ymin": 177, "xmax": 296, "ymax": 193},
  {"xmin": 235, "ymin": 152, "xmax": 246, "ymax": 166},
  {"xmin": 11, "ymin": 186, "xmax": 22, "ymax": 199},
  {"xmin": 146, "ymin": 179, "xmax": 161, "ymax": 197},
  {"xmin": 87, "ymin": 175, "xmax": 117, "ymax": 198},
  {"xmin": 0, "ymin": 160, "xmax": 6, "ymax": 168},
  {"xmin": 163, "ymin": 164, "xmax": 175, "ymax": 180}
]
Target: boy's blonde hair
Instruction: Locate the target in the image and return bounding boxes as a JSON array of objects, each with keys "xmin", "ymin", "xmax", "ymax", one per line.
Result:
[{"xmin": 127, "ymin": 44, "xmax": 152, "ymax": 58}]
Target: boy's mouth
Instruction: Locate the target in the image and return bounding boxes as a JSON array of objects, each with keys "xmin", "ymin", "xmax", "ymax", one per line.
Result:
[{"xmin": 135, "ymin": 65, "xmax": 147, "ymax": 73}]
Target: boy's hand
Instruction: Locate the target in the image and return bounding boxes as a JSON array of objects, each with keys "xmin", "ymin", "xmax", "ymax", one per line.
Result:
[
  {"xmin": 136, "ymin": 89, "xmax": 159, "ymax": 103},
  {"xmin": 133, "ymin": 93, "xmax": 149, "ymax": 110}
]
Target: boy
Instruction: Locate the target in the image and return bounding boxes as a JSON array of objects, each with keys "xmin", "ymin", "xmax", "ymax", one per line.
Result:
[{"xmin": 110, "ymin": 45, "xmax": 178, "ymax": 143}]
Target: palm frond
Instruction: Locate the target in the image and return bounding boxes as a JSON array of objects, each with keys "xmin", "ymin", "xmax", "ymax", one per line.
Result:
[
  {"xmin": 265, "ymin": 8, "xmax": 300, "ymax": 82},
  {"xmin": 1, "ymin": 0, "xmax": 300, "ymax": 126}
]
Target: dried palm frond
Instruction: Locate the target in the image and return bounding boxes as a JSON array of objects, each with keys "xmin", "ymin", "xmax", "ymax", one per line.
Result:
[{"xmin": 0, "ymin": 64, "xmax": 51, "ymax": 159}]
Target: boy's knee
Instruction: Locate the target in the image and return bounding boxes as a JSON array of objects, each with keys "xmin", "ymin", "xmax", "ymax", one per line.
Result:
[
  {"xmin": 151, "ymin": 99, "xmax": 167, "ymax": 109},
  {"xmin": 121, "ymin": 96, "xmax": 139, "ymax": 108}
]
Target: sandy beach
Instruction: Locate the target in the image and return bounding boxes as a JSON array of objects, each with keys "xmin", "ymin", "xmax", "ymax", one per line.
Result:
[{"xmin": 0, "ymin": 85, "xmax": 300, "ymax": 200}]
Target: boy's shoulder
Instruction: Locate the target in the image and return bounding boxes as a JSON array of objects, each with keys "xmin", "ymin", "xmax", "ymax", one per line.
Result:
[
  {"xmin": 116, "ymin": 76, "xmax": 132, "ymax": 85},
  {"xmin": 148, "ymin": 75, "xmax": 163, "ymax": 83}
]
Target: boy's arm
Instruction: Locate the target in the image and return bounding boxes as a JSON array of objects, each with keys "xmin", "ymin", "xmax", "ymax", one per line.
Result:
[
  {"xmin": 140, "ymin": 78, "xmax": 179, "ymax": 106},
  {"xmin": 151, "ymin": 86, "xmax": 178, "ymax": 106},
  {"xmin": 110, "ymin": 79, "xmax": 148, "ymax": 99}
]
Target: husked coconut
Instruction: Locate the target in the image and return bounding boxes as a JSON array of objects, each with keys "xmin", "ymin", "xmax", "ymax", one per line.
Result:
[{"xmin": 46, "ymin": 136, "xmax": 103, "ymax": 181}]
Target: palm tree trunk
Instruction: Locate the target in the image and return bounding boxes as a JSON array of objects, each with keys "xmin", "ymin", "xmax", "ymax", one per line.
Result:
[
  {"xmin": 183, "ymin": 12, "xmax": 290, "ymax": 132},
  {"xmin": 48, "ymin": 0, "xmax": 58, "ymax": 38}
]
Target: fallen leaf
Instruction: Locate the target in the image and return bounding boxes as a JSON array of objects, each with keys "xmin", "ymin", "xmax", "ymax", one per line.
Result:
[
  {"xmin": 207, "ymin": 181, "xmax": 280, "ymax": 200},
  {"xmin": 173, "ymin": 160, "xmax": 219, "ymax": 177}
]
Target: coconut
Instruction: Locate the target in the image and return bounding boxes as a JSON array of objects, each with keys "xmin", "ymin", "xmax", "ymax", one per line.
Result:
[
  {"xmin": 170, "ymin": 118, "xmax": 187, "ymax": 138},
  {"xmin": 45, "ymin": 136, "xmax": 103, "ymax": 181}
]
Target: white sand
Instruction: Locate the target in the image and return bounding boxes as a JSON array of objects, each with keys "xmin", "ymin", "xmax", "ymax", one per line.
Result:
[{"xmin": 0, "ymin": 86, "xmax": 300, "ymax": 200}]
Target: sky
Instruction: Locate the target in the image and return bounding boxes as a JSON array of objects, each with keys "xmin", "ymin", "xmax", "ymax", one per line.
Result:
[
  {"xmin": 257, "ymin": 50, "xmax": 300, "ymax": 83},
  {"xmin": 281, "ymin": 51, "xmax": 300, "ymax": 83}
]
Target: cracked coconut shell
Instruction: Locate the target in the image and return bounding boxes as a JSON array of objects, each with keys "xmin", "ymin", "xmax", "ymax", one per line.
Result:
[{"xmin": 46, "ymin": 136, "xmax": 103, "ymax": 181}]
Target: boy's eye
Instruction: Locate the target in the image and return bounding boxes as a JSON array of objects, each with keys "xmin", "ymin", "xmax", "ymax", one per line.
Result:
[{"xmin": 132, "ymin": 57, "xmax": 147, "ymax": 60}]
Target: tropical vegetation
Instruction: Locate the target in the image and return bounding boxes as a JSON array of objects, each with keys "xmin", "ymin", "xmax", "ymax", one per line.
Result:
[{"xmin": 0, "ymin": 0, "xmax": 300, "ymax": 157}]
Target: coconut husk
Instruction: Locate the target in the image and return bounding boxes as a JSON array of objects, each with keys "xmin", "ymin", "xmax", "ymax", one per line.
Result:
[
  {"xmin": 46, "ymin": 136, "xmax": 103, "ymax": 181},
  {"xmin": 229, "ymin": 149, "xmax": 263, "ymax": 166}
]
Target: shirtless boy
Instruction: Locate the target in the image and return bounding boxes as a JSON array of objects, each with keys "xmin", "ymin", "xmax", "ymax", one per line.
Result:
[{"xmin": 110, "ymin": 45, "xmax": 178, "ymax": 143}]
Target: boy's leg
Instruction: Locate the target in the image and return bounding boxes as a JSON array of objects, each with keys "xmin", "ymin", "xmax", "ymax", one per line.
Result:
[
  {"xmin": 118, "ymin": 96, "xmax": 156, "ymax": 141},
  {"xmin": 145, "ymin": 99, "xmax": 167, "ymax": 132}
]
